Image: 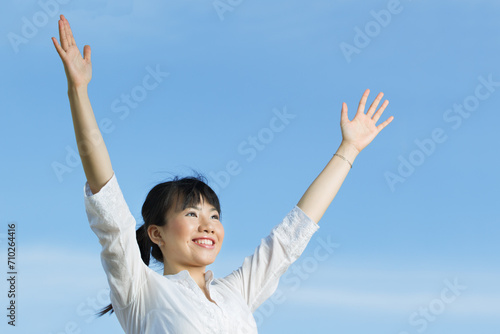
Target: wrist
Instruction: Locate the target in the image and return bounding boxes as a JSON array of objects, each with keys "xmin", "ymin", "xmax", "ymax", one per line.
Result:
[
  {"xmin": 336, "ymin": 141, "xmax": 359, "ymax": 164},
  {"xmin": 67, "ymin": 83, "xmax": 88, "ymax": 96}
]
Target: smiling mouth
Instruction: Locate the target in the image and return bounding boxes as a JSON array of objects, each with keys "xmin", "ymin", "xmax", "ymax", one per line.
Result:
[{"xmin": 192, "ymin": 239, "xmax": 215, "ymax": 249}]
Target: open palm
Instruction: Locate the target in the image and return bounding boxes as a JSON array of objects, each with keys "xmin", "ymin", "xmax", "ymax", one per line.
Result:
[
  {"xmin": 52, "ymin": 15, "xmax": 92, "ymax": 88},
  {"xmin": 340, "ymin": 89, "xmax": 394, "ymax": 153}
]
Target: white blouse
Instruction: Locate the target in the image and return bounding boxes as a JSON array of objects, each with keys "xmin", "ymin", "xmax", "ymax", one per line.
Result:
[{"xmin": 84, "ymin": 172, "xmax": 320, "ymax": 334}]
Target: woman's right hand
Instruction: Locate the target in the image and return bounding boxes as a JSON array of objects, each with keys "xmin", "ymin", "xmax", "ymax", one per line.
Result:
[{"xmin": 52, "ymin": 15, "xmax": 92, "ymax": 89}]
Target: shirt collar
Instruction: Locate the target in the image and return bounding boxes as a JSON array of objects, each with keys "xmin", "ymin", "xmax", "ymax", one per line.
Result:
[{"xmin": 164, "ymin": 269, "xmax": 215, "ymax": 288}]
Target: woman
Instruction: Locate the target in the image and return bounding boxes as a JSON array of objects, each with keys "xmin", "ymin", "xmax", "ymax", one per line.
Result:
[{"xmin": 52, "ymin": 14, "xmax": 394, "ymax": 333}]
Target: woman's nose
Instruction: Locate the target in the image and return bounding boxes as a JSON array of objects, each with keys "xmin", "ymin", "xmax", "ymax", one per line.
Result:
[{"xmin": 198, "ymin": 215, "xmax": 215, "ymax": 233}]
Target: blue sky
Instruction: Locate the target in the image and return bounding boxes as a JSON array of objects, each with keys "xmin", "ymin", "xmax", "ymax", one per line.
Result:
[{"xmin": 1, "ymin": 0, "xmax": 499, "ymax": 333}]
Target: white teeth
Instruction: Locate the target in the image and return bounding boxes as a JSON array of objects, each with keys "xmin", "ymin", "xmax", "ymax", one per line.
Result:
[{"xmin": 194, "ymin": 239, "xmax": 213, "ymax": 245}]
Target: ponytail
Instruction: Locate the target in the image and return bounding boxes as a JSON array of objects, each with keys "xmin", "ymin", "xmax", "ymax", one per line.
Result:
[
  {"xmin": 137, "ymin": 224, "xmax": 152, "ymax": 266},
  {"xmin": 96, "ymin": 224, "xmax": 153, "ymax": 316}
]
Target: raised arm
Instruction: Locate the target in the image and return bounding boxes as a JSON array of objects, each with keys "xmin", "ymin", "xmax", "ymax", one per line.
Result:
[
  {"xmin": 296, "ymin": 89, "xmax": 394, "ymax": 223},
  {"xmin": 52, "ymin": 14, "xmax": 113, "ymax": 194}
]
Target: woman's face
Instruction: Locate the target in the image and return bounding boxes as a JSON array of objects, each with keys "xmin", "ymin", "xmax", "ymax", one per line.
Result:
[{"xmin": 160, "ymin": 195, "xmax": 224, "ymax": 271}]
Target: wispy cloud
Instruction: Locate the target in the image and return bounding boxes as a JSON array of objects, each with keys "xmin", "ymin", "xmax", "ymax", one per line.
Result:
[
  {"xmin": 277, "ymin": 263, "xmax": 500, "ymax": 316},
  {"xmin": 19, "ymin": 244, "xmax": 110, "ymax": 301},
  {"xmin": 288, "ymin": 287, "xmax": 500, "ymax": 316}
]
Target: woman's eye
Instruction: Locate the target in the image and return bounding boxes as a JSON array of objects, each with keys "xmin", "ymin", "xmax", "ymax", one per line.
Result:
[{"xmin": 186, "ymin": 211, "xmax": 218, "ymax": 219}]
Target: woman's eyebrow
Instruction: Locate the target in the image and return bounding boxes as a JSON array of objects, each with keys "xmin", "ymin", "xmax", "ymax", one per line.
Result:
[{"xmin": 186, "ymin": 205, "xmax": 218, "ymax": 212}]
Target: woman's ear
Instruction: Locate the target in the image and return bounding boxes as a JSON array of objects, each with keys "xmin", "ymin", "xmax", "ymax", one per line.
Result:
[{"xmin": 147, "ymin": 225, "xmax": 163, "ymax": 247}]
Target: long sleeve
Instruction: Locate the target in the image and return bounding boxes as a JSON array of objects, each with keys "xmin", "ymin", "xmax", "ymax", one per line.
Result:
[
  {"xmin": 220, "ymin": 205, "xmax": 320, "ymax": 313},
  {"xmin": 83, "ymin": 171, "xmax": 148, "ymax": 311}
]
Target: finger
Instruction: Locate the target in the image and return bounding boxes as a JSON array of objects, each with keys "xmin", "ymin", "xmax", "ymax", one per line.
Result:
[
  {"xmin": 83, "ymin": 45, "xmax": 91, "ymax": 62},
  {"xmin": 366, "ymin": 92, "xmax": 384, "ymax": 118},
  {"xmin": 61, "ymin": 15, "xmax": 72, "ymax": 47},
  {"xmin": 51, "ymin": 37, "xmax": 66, "ymax": 58},
  {"xmin": 376, "ymin": 115, "xmax": 394, "ymax": 132},
  {"xmin": 59, "ymin": 18, "xmax": 68, "ymax": 50},
  {"xmin": 356, "ymin": 89, "xmax": 370, "ymax": 116},
  {"xmin": 63, "ymin": 15, "xmax": 76, "ymax": 47},
  {"xmin": 340, "ymin": 102, "xmax": 349, "ymax": 124},
  {"xmin": 372, "ymin": 100, "xmax": 389, "ymax": 123}
]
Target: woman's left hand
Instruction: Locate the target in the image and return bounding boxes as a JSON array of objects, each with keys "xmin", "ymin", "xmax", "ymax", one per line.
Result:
[{"xmin": 340, "ymin": 89, "xmax": 394, "ymax": 154}]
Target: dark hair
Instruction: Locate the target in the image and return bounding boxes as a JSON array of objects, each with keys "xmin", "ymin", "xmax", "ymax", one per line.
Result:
[{"xmin": 96, "ymin": 172, "xmax": 221, "ymax": 317}]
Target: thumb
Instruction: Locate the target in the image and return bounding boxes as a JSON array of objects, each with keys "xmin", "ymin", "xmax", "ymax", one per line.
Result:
[
  {"xmin": 52, "ymin": 37, "xmax": 65, "ymax": 58},
  {"xmin": 83, "ymin": 45, "xmax": 91, "ymax": 62},
  {"xmin": 340, "ymin": 102, "xmax": 349, "ymax": 124}
]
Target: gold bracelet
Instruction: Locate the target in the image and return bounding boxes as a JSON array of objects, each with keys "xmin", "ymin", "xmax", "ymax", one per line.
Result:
[{"xmin": 333, "ymin": 153, "xmax": 352, "ymax": 168}]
